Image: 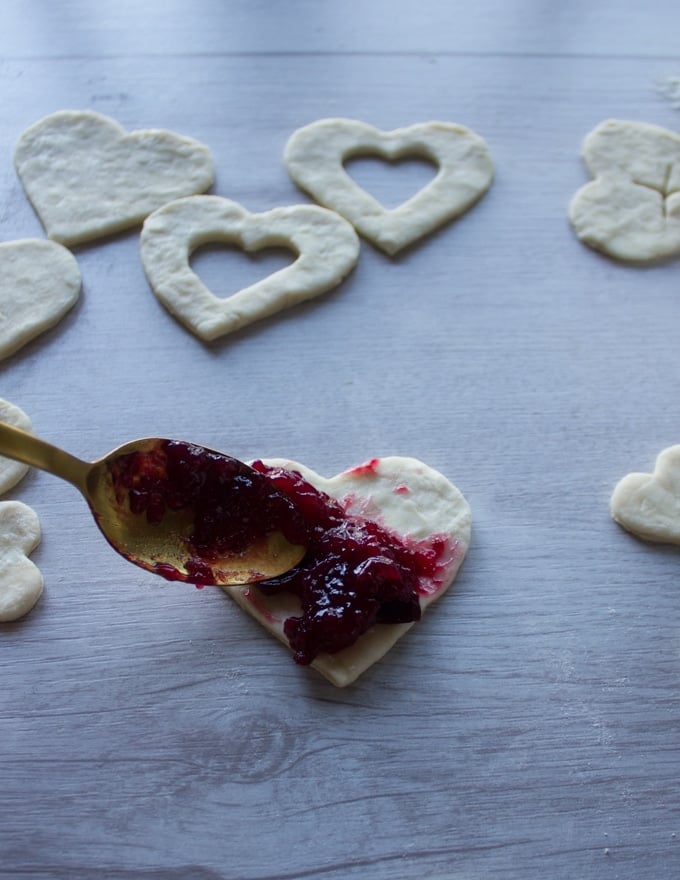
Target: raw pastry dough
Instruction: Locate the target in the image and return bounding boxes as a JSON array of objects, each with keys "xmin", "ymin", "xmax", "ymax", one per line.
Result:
[
  {"xmin": 611, "ymin": 445, "xmax": 680, "ymax": 543},
  {"xmin": 0, "ymin": 239, "xmax": 80, "ymax": 360},
  {"xmin": 223, "ymin": 456, "xmax": 471, "ymax": 687},
  {"xmin": 0, "ymin": 501, "xmax": 43, "ymax": 622},
  {"xmin": 0, "ymin": 399, "xmax": 32, "ymax": 495},
  {"xmin": 284, "ymin": 118, "xmax": 494, "ymax": 255},
  {"xmin": 140, "ymin": 195, "xmax": 360, "ymax": 341},
  {"xmin": 14, "ymin": 110, "xmax": 215, "ymax": 246},
  {"xmin": 569, "ymin": 119, "xmax": 680, "ymax": 261}
]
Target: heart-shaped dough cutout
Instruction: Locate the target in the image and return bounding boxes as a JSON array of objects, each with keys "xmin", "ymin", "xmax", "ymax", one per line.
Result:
[
  {"xmin": 140, "ymin": 195, "xmax": 360, "ymax": 341},
  {"xmin": 569, "ymin": 119, "xmax": 680, "ymax": 261},
  {"xmin": 0, "ymin": 501, "xmax": 43, "ymax": 622},
  {"xmin": 284, "ymin": 118, "xmax": 494, "ymax": 255},
  {"xmin": 0, "ymin": 399, "xmax": 32, "ymax": 495},
  {"xmin": 223, "ymin": 456, "xmax": 471, "ymax": 687},
  {"xmin": 14, "ymin": 110, "xmax": 215, "ymax": 246},
  {"xmin": 611, "ymin": 445, "xmax": 680, "ymax": 543},
  {"xmin": 0, "ymin": 239, "xmax": 80, "ymax": 360}
]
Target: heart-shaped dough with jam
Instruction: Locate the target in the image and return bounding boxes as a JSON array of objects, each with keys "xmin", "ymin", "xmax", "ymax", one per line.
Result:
[
  {"xmin": 611, "ymin": 445, "xmax": 680, "ymax": 543},
  {"xmin": 0, "ymin": 239, "xmax": 80, "ymax": 361},
  {"xmin": 14, "ymin": 110, "xmax": 215, "ymax": 246},
  {"xmin": 284, "ymin": 118, "xmax": 494, "ymax": 255},
  {"xmin": 223, "ymin": 456, "xmax": 471, "ymax": 687},
  {"xmin": 140, "ymin": 195, "xmax": 360, "ymax": 341},
  {"xmin": 569, "ymin": 119, "xmax": 680, "ymax": 261},
  {"xmin": 0, "ymin": 399, "xmax": 33, "ymax": 495},
  {"xmin": 0, "ymin": 501, "xmax": 43, "ymax": 622}
]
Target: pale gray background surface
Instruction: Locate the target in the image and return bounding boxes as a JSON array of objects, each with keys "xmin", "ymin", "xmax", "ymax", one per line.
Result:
[{"xmin": 1, "ymin": 2, "xmax": 680, "ymax": 878}]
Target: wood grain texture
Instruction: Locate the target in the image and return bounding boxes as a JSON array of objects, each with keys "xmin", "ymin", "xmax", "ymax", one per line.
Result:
[{"xmin": 1, "ymin": 1, "xmax": 680, "ymax": 878}]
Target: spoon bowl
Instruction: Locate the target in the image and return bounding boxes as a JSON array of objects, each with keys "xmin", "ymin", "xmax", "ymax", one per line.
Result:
[{"xmin": 0, "ymin": 423, "xmax": 307, "ymax": 586}]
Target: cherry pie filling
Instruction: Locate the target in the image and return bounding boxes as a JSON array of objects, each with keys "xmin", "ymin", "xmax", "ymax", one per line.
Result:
[{"xmin": 252, "ymin": 461, "xmax": 451, "ymax": 665}]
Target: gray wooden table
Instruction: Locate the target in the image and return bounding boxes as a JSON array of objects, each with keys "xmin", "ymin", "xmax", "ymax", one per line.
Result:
[{"xmin": 2, "ymin": 2, "xmax": 680, "ymax": 878}]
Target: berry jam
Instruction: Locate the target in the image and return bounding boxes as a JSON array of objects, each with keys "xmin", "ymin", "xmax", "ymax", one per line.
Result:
[
  {"xmin": 251, "ymin": 461, "xmax": 450, "ymax": 665},
  {"xmin": 107, "ymin": 441, "xmax": 306, "ymax": 583}
]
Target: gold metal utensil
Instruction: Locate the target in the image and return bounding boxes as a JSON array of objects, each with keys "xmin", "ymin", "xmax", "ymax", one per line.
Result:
[{"xmin": 0, "ymin": 422, "xmax": 306, "ymax": 585}]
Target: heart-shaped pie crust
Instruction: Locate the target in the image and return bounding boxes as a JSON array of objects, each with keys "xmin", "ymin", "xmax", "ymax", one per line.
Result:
[
  {"xmin": 14, "ymin": 110, "xmax": 215, "ymax": 246},
  {"xmin": 223, "ymin": 456, "xmax": 471, "ymax": 687},
  {"xmin": 569, "ymin": 119, "xmax": 680, "ymax": 261},
  {"xmin": 0, "ymin": 501, "xmax": 43, "ymax": 622},
  {"xmin": 284, "ymin": 118, "xmax": 494, "ymax": 255},
  {"xmin": 140, "ymin": 195, "xmax": 360, "ymax": 341},
  {"xmin": 611, "ymin": 444, "xmax": 680, "ymax": 543},
  {"xmin": 0, "ymin": 239, "xmax": 80, "ymax": 361},
  {"xmin": 0, "ymin": 399, "xmax": 32, "ymax": 495}
]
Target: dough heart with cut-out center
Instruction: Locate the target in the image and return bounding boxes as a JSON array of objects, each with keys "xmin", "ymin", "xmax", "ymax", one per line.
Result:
[
  {"xmin": 140, "ymin": 195, "xmax": 360, "ymax": 341},
  {"xmin": 284, "ymin": 118, "xmax": 494, "ymax": 255},
  {"xmin": 569, "ymin": 119, "xmax": 680, "ymax": 261},
  {"xmin": 0, "ymin": 501, "xmax": 43, "ymax": 622},
  {"xmin": 14, "ymin": 110, "xmax": 215, "ymax": 246},
  {"xmin": 222, "ymin": 456, "xmax": 471, "ymax": 687},
  {"xmin": 0, "ymin": 239, "xmax": 80, "ymax": 361},
  {"xmin": 611, "ymin": 445, "xmax": 680, "ymax": 543}
]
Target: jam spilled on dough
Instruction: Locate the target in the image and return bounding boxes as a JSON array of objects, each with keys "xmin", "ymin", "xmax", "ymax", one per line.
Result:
[{"xmin": 252, "ymin": 461, "xmax": 451, "ymax": 665}]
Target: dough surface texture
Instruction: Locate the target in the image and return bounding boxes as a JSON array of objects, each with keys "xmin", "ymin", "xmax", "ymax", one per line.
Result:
[
  {"xmin": 0, "ymin": 239, "xmax": 80, "ymax": 360},
  {"xmin": 0, "ymin": 399, "xmax": 32, "ymax": 495},
  {"xmin": 223, "ymin": 456, "xmax": 471, "ymax": 687},
  {"xmin": 569, "ymin": 119, "xmax": 680, "ymax": 261},
  {"xmin": 284, "ymin": 118, "xmax": 494, "ymax": 255},
  {"xmin": 611, "ymin": 445, "xmax": 680, "ymax": 543},
  {"xmin": 0, "ymin": 501, "xmax": 43, "ymax": 622},
  {"xmin": 140, "ymin": 195, "xmax": 360, "ymax": 341},
  {"xmin": 14, "ymin": 110, "xmax": 215, "ymax": 245}
]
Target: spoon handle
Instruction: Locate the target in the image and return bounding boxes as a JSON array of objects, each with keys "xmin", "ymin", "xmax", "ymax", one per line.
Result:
[{"xmin": 0, "ymin": 421, "xmax": 90, "ymax": 492}]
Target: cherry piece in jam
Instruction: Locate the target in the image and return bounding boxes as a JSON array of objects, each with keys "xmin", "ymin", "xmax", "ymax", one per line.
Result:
[{"xmin": 252, "ymin": 462, "xmax": 450, "ymax": 665}]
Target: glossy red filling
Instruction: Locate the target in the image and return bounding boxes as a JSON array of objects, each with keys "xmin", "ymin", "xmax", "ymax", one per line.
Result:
[
  {"xmin": 252, "ymin": 462, "xmax": 450, "ymax": 665},
  {"xmin": 107, "ymin": 441, "xmax": 306, "ymax": 582}
]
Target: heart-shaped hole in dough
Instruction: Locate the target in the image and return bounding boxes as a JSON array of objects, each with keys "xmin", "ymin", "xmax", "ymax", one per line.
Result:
[
  {"xmin": 284, "ymin": 117, "xmax": 494, "ymax": 255},
  {"xmin": 344, "ymin": 154, "xmax": 439, "ymax": 209},
  {"xmin": 140, "ymin": 195, "xmax": 360, "ymax": 341},
  {"xmin": 190, "ymin": 242, "xmax": 295, "ymax": 302}
]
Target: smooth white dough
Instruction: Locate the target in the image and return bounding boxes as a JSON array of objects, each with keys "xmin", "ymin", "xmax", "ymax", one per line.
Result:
[
  {"xmin": 284, "ymin": 118, "xmax": 494, "ymax": 255},
  {"xmin": 14, "ymin": 109, "xmax": 215, "ymax": 245},
  {"xmin": 0, "ymin": 239, "xmax": 81, "ymax": 361},
  {"xmin": 0, "ymin": 399, "xmax": 32, "ymax": 496},
  {"xmin": 224, "ymin": 456, "xmax": 471, "ymax": 687},
  {"xmin": 569, "ymin": 119, "xmax": 680, "ymax": 261},
  {"xmin": 140, "ymin": 195, "xmax": 360, "ymax": 341},
  {"xmin": 611, "ymin": 445, "xmax": 680, "ymax": 544},
  {"xmin": 0, "ymin": 501, "xmax": 43, "ymax": 622}
]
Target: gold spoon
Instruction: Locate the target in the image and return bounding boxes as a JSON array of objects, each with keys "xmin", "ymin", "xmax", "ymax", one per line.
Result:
[{"xmin": 0, "ymin": 422, "xmax": 306, "ymax": 586}]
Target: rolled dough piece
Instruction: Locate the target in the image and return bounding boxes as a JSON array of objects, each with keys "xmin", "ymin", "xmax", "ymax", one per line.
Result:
[
  {"xmin": 569, "ymin": 119, "xmax": 680, "ymax": 261},
  {"xmin": 611, "ymin": 445, "xmax": 680, "ymax": 543},
  {"xmin": 284, "ymin": 117, "xmax": 494, "ymax": 255},
  {"xmin": 14, "ymin": 109, "xmax": 215, "ymax": 245},
  {"xmin": 223, "ymin": 456, "xmax": 471, "ymax": 687},
  {"xmin": 0, "ymin": 239, "xmax": 80, "ymax": 361},
  {"xmin": 0, "ymin": 501, "xmax": 43, "ymax": 622},
  {"xmin": 0, "ymin": 399, "xmax": 32, "ymax": 495},
  {"xmin": 140, "ymin": 195, "xmax": 360, "ymax": 341}
]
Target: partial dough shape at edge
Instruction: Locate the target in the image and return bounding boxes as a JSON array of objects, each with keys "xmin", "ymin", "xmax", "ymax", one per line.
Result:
[
  {"xmin": 0, "ymin": 239, "xmax": 81, "ymax": 361},
  {"xmin": 224, "ymin": 456, "xmax": 472, "ymax": 687},
  {"xmin": 610, "ymin": 445, "xmax": 680, "ymax": 544},
  {"xmin": 0, "ymin": 500, "xmax": 43, "ymax": 622}
]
